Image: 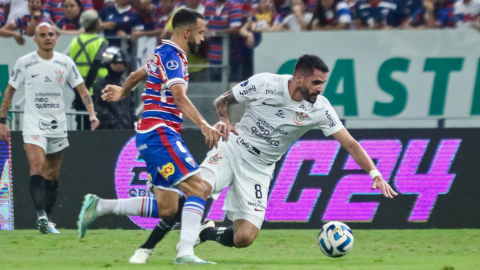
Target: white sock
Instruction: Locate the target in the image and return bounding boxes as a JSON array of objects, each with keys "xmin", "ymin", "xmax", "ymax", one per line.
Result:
[
  {"xmin": 96, "ymin": 197, "xmax": 154, "ymax": 217},
  {"xmin": 176, "ymin": 196, "xmax": 206, "ymax": 258}
]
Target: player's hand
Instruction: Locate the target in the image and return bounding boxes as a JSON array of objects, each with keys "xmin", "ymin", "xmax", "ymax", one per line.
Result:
[
  {"xmin": 0, "ymin": 124, "xmax": 11, "ymax": 143},
  {"xmin": 213, "ymin": 119, "xmax": 238, "ymax": 142},
  {"xmin": 89, "ymin": 115, "xmax": 100, "ymax": 131},
  {"xmin": 372, "ymin": 176, "xmax": 398, "ymax": 199},
  {"xmin": 101, "ymin": 85, "xmax": 124, "ymax": 102},
  {"xmin": 201, "ymin": 122, "xmax": 222, "ymax": 149}
]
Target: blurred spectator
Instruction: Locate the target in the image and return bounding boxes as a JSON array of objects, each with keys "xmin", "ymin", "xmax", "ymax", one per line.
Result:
[
  {"xmin": 454, "ymin": 0, "xmax": 480, "ymax": 29},
  {"xmin": 0, "ymin": 0, "xmax": 47, "ymax": 44},
  {"xmin": 354, "ymin": 0, "xmax": 411, "ymax": 29},
  {"xmin": 53, "ymin": 0, "xmax": 84, "ymax": 35},
  {"xmin": 204, "ymin": 0, "xmax": 243, "ymax": 81},
  {"xmin": 307, "ymin": 0, "xmax": 317, "ymax": 12},
  {"xmin": 43, "ymin": 0, "xmax": 93, "ymax": 23},
  {"xmin": 1, "ymin": 0, "xmax": 28, "ymax": 25},
  {"xmin": 276, "ymin": 0, "xmax": 313, "ymax": 31},
  {"xmin": 308, "ymin": 0, "xmax": 352, "ymax": 30},
  {"xmin": 0, "ymin": 6, "xmax": 5, "ymax": 28},
  {"xmin": 274, "ymin": 0, "xmax": 293, "ymax": 17},
  {"xmin": 411, "ymin": 0, "xmax": 456, "ymax": 28},
  {"xmin": 132, "ymin": 0, "xmax": 178, "ymax": 39},
  {"xmin": 69, "ymin": 10, "xmax": 109, "ymax": 130},
  {"xmin": 93, "ymin": 47, "xmax": 137, "ymax": 130},
  {"xmin": 99, "ymin": 0, "xmax": 144, "ymax": 46},
  {"xmin": 240, "ymin": 0, "xmax": 278, "ymax": 48}
]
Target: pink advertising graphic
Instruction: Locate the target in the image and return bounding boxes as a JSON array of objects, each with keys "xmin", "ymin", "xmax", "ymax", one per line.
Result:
[{"xmin": 114, "ymin": 137, "xmax": 461, "ymax": 229}]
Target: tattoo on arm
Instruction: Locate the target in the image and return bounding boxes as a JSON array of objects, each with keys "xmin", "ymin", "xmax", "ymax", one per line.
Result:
[
  {"xmin": 82, "ymin": 94, "xmax": 93, "ymax": 107},
  {"xmin": 214, "ymin": 90, "xmax": 238, "ymax": 120},
  {"xmin": 1, "ymin": 86, "xmax": 16, "ymax": 118}
]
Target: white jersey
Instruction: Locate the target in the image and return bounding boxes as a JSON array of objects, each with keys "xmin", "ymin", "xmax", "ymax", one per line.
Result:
[
  {"xmin": 231, "ymin": 73, "xmax": 344, "ymax": 164},
  {"xmin": 9, "ymin": 51, "xmax": 83, "ymax": 137},
  {"xmin": 454, "ymin": 0, "xmax": 480, "ymax": 29}
]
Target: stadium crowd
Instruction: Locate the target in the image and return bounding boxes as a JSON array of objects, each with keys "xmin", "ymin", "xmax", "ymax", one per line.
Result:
[{"xmin": 1, "ymin": 0, "xmax": 479, "ymax": 78}]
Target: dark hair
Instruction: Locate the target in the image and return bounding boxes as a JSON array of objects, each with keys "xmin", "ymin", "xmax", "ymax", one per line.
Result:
[
  {"xmin": 172, "ymin": 8, "xmax": 204, "ymax": 29},
  {"xmin": 308, "ymin": 0, "xmax": 340, "ymax": 29},
  {"xmin": 294, "ymin": 54, "xmax": 329, "ymax": 76}
]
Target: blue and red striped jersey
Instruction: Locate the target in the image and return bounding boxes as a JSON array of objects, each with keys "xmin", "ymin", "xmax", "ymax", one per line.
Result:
[
  {"xmin": 14, "ymin": 15, "xmax": 50, "ymax": 35},
  {"xmin": 56, "ymin": 17, "xmax": 81, "ymax": 30},
  {"xmin": 43, "ymin": 0, "xmax": 94, "ymax": 23},
  {"xmin": 137, "ymin": 40, "xmax": 189, "ymax": 134},
  {"xmin": 0, "ymin": 8, "xmax": 5, "ymax": 28},
  {"xmin": 204, "ymin": 0, "xmax": 243, "ymax": 64}
]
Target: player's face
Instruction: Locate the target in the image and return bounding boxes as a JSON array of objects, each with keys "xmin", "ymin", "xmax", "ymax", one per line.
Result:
[
  {"xmin": 187, "ymin": 18, "xmax": 206, "ymax": 54},
  {"xmin": 64, "ymin": 0, "xmax": 81, "ymax": 20},
  {"xmin": 299, "ymin": 69, "xmax": 327, "ymax": 104},
  {"xmin": 34, "ymin": 26, "xmax": 57, "ymax": 51}
]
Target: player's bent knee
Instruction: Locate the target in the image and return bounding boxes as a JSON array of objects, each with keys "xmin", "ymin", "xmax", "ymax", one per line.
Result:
[
  {"xmin": 234, "ymin": 232, "xmax": 256, "ymax": 248},
  {"xmin": 156, "ymin": 203, "xmax": 177, "ymax": 219},
  {"xmin": 30, "ymin": 163, "xmax": 44, "ymax": 175}
]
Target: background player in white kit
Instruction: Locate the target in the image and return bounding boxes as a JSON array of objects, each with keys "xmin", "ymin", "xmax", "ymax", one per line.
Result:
[{"xmin": 0, "ymin": 22, "xmax": 100, "ymax": 234}]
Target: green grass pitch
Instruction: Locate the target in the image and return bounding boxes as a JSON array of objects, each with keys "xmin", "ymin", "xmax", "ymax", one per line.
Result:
[{"xmin": 0, "ymin": 229, "xmax": 478, "ymax": 269}]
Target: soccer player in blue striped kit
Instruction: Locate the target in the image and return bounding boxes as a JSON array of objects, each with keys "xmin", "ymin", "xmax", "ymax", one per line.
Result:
[{"xmin": 77, "ymin": 8, "xmax": 221, "ymax": 265}]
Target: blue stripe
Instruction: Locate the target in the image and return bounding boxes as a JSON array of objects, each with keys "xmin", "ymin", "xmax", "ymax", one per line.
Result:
[
  {"xmin": 185, "ymin": 196, "xmax": 206, "ymax": 207},
  {"xmin": 151, "ymin": 198, "xmax": 158, "ymax": 218},
  {"xmin": 338, "ymin": 8, "xmax": 351, "ymax": 16},
  {"xmin": 143, "ymin": 99, "xmax": 177, "ymax": 109},
  {"xmin": 142, "ymin": 111, "xmax": 182, "ymax": 123},
  {"xmin": 145, "ymin": 89, "xmax": 173, "ymax": 97}
]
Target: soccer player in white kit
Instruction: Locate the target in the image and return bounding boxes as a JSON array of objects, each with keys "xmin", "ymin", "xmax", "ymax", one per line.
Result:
[{"xmin": 0, "ymin": 23, "xmax": 100, "ymax": 234}]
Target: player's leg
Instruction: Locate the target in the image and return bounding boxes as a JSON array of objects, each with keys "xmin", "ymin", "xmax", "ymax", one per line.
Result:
[
  {"xmin": 24, "ymin": 139, "xmax": 49, "ymax": 234},
  {"xmin": 199, "ymin": 215, "xmax": 261, "ymax": 248},
  {"xmin": 42, "ymin": 150, "xmax": 63, "ymax": 234}
]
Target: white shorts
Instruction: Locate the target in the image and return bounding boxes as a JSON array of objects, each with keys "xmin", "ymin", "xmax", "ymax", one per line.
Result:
[
  {"xmin": 23, "ymin": 135, "xmax": 69, "ymax": 154},
  {"xmin": 200, "ymin": 139, "xmax": 274, "ymax": 230}
]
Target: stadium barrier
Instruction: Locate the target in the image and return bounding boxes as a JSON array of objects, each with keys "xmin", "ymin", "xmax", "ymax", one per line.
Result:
[{"xmin": 6, "ymin": 129, "xmax": 480, "ymax": 230}]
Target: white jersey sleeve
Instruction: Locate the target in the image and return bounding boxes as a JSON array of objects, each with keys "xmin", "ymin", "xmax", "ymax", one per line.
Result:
[
  {"xmin": 317, "ymin": 97, "xmax": 344, "ymax": 136},
  {"xmin": 8, "ymin": 57, "xmax": 25, "ymax": 89},
  {"xmin": 232, "ymin": 73, "xmax": 267, "ymax": 103},
  {"xmin": 66, "ymin": 57, "xmax": 83, "ymax": 88}
]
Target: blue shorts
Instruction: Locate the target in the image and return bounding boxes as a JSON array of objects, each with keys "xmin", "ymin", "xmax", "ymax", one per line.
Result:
[{"xmin": 136, "ymin": 126, "xmax": 200, "ymax": 192}]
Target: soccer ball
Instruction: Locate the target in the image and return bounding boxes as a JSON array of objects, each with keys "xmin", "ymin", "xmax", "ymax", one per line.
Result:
[{"xmin": 318, "ymin": 221, "xmax": 354, "ymax": 257}]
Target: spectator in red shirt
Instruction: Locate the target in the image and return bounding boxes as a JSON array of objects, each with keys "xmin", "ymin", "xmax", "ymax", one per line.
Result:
[
  {"xmin": 43, "ymin": 0, "xmax": 94, "ymax": 23},
  {"xmin": 0, "ymin": 0, "xmax": 47, "ymax": 44},
  {"xmin": 53, "ymin": 0, "xmax": 84, "ymax": 35},
  {"xmin": 204, "ymin": 0, "xmax": 243, "ymax": 81}
]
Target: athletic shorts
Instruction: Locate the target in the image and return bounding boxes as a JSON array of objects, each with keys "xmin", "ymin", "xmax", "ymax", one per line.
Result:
[
  {"xmin": 200, "ymin": 137, "xmax": 275, "ymax": 229},
  {"xmin": 136, "ymin": 126, "xmax": 200, "ymax": 193},
  {"xmin": 23, "ymin": 135, "xmax": 69, "ymax": 154}
]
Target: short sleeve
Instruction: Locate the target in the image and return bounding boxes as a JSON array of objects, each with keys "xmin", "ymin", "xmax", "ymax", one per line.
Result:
[
  {"xmin": 8, "ymin": 58, "xmax": 25, "ymax": 89},
  {"xmin": 147, "ymin": 50, "xmax": 185, "ymax": 88},
  {"xmin": 67, "ymin": 58, "xmax": 84, "ymax": 88},
  {"xmin": 231, "ymin": 73, "xmax": 266, "ymax": 103},
  {"xmin": 317, "ymin": 99, "xmax": 344, "ymax": 137},
  {"xmin": 336, "ymin": 2, "xmax": 352, "ymax": 23}
]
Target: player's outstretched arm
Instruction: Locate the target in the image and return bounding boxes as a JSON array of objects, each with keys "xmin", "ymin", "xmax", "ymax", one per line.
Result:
[
  {"xmin": 75, "ymin": 83, "xmax": 100, "ymax": 130},
  {"xmin": 170, "ymin": 84, "xmax": 221, "ymax": 148},
  {"xmin": 213, "ymin": 90, "xmax": 239, "ymax": 142},
  {"xmin": 332, "ymin": 128, "xmax": 398, "ymax": 199},
  {"xmin": 0, "ymin": 84, "xmax": 16, "ymax": 142},
  {"xmin": 102, "ymin": 68, "xmax": 148, "ymax": 102}
]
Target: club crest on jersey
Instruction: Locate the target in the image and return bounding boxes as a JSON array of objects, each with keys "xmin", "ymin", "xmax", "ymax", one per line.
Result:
[
  {"xmin": 159, "ymin": 163, "xmax": 175, "ymax": 180},
  {"xmin": 30, "ymin": 135, "xmax": 41, "ymax": 140},
  {"xmin": 293, "ymin": 112, "xmax": 308, "ymax": 126},
  {"xmin": 166, "ymin": 60, "xmax": 179, "ymax": 70},
  {"xmin": 55, "ymin": 70, "xmax": 64, "ymax": 82},
  {"xmin": 185, "ymin": 157, "xmax": 196, "ymax": 167},
  {"xmin": 240, "ymin": 80, "xmax": 249, "ymax": 87},
  {"xmin": 207, "ymin": 153, "xmax": 222, "ymax": 165}
]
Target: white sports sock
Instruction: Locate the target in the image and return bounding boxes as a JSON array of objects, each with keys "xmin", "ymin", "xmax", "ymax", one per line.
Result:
[
  {"xmin": 177, "ymin": 196, "xmax": 205, "ymax": 258},
  {"xmin": 96, "ymin": 197, "xmax": 151, "ymax": 216}
]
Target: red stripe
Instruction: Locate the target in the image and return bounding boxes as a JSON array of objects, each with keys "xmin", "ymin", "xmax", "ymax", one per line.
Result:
[
  {"xmin": 157, "ymin": 126, "xmax": 189, "ymax": 175},
  {"xmin": 146, "ymin": 82, "xmax": 163, "ymax": 90},
  {"xmin": 141, "ymin": 197, "xmax": 145, "ymax": 217},
  {"xmin": 137, "ymin": 118, "xmax": 182, "ymax": 133}
]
